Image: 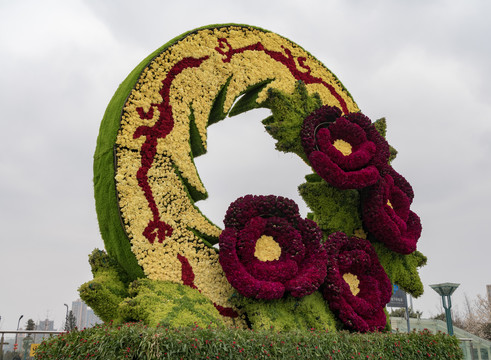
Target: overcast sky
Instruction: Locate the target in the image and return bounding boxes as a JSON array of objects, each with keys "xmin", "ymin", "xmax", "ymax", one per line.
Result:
[{"xmin": 1, "ymin": 0, "xmax": 490, "ymax": 331}]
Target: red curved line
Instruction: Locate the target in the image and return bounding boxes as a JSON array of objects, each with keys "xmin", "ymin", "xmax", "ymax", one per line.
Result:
[
  {"xmin": 177, "ymin": 254, "xmax": 239, "ymax": 318},
  {"xmin": 133, "ymin": 56, "xmax": 209, "ymax": 243},
  {"xmin": 215, "ymin": 38, "xmax": 349, "ymax": 114}
]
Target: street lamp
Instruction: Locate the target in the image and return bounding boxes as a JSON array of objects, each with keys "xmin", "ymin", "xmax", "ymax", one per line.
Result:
[
  {"xmin": 430, "ymin": 283, "xmax": 459, "ymax": 336},
  {"xmin": 14, "ymin": 315, "xmax": 23, "ymax": 352},
  {"xmin": 64, "ymin": 304, "xmax": 69, "ymax": 331}
]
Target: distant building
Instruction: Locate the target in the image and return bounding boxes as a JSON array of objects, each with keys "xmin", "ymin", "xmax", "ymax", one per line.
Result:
[
  {"xmin": 34, "ymin": 319, "xmax": 55, "ymax": 343},
  {"xmin": 487, "ymin": 284, "xmax": 491, "ymax": 304},
  {"xmin": 71, "ymin": 299, "xmax": 87, "ymax": 329},
  {"xmin": 71, "ymin": 299, "xmax": 101, "ymax": 329},
  {"xmin": 86, "ymin": 308, "xmax": 100, "ymax": 328},
  {"xmin": 36, "ymin": 319, "xmax": 54, "ymax": 331}
]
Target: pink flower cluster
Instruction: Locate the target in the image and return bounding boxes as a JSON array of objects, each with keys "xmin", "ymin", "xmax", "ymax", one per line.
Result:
[
  {"xmin": 219, "ymin": 195, "xmax": 327, "ymax": 299},
  {"xmin": 301, "ymin": 106, "xmax": 389, "ymax": 190},
  {"xmin": 362, "ymin": 167, "xmax": 422, "ymax": 254},
  {"xmin": 301, "ymin": 105, "xmax": 422, "ymax": 255},
  {"xmin": 322, "ymin": 232, "xmax": 392, "ymax": 332}
]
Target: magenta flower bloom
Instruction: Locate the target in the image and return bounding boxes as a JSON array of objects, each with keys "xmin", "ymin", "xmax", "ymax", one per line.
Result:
[
  {"xmin": 362, "ymin": 167, "xmax": 422, "ymax": 254},
  {"xmin": 322, "ymin": 232, "xmax": 392, "ymax": 332},
  {"xmin": 301, "ymin": 106, "xmax": 390, "ymax": 189},
  {"xmin": 219, "ymin": 195, "xmax": 327, "ymax": 299}
]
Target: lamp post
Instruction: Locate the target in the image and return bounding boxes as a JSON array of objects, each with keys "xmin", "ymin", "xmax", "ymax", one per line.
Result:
[
  {"xmin": 64, "ymin": 304, "xmax": 69, "ymax": 331},
  {"xmin": 430, "ymin": 283, "xmax": 459, "ymax": 336},
  {"xmin": 14, "ymin": 315, "xmax": 23, "ymax": 353}
]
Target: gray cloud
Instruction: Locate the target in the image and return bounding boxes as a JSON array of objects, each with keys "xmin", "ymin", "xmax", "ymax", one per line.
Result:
[{"xmin": 1, "ymin": 0, "xmax": 490, "ymax": 329}]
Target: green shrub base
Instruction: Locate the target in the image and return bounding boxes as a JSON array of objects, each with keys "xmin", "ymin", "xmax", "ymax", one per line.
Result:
[
  {"xmin": 79, "ymin": 249, "xmax": 130, "ymax": 323},
  {"xmin": 79, "ymin": 249, "xmax": 224, "ymax": 328},
  {"xmin": 35, "ymin": 323, "xmax": 463, "ymax": 360},
  {"xmin": 119, "ymin": 278, "xmax": 224, "ymax": 328},
  {"xmin": 236, "ymin": 292, "xmax": 338, "ymax": 332}
]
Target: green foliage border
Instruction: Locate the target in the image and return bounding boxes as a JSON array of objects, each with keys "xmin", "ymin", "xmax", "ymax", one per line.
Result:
[{"xmin": 35, "ymin": 323, "xmax": 463, "ymax": 360}]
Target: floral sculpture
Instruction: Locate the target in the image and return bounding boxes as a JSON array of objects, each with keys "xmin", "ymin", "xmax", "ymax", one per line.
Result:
[{"xmin": 81, "ymin": 24, "xmax": 426, "ymax": 332}]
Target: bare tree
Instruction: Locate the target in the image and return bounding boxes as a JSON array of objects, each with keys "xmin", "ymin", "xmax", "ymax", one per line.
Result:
[{"xmin": 454, "ymin": 293, "xmax": 491, "ymax": 340}]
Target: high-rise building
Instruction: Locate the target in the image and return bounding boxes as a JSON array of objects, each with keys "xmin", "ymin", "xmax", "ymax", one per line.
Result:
[
  {"xmin": 71, "ymin": 299, "xmax": 87, "ymax": 329},
  {"xmin": 487, "ymin": 284, "xmax": 491, "ymax": 304},
  {"xmin": 71, "ymin": 299, "xmax": 101, "ymax": 329},
  {"xmin": 34, "ymin": 319, "xmax": 55, "ymax": 343},
  {"xmin": 86, "ymin": 308, "xmax": 100, "ymax": 328},
  {"xmin": 36, "ymin": 319, "xmax": 54, "ymax": 331}
]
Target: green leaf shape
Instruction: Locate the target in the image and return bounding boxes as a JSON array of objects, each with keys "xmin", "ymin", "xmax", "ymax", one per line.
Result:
[
  {"xmin": 169, "ymin": 157, "xmax": 219, "ymax": 246},
  {"xmin": 373, "ymin": 117, "xmax": 398, "ymax": 162},
  {"xmin": 235, "ymin": 292, "xmax": 337, "ymax": 332},
  {"xmin": 389, "ymin": 145, "xmax": 398, "ymax": 162},
  {"xmin": 78, "ymin": 249, "xmax": 130, "ymax": 323},
  {"xmin": 118, "ymin": 278, "xmax": 224, "ymax": 328},
  {"xmin": 229, "ymin": 79, "xmax": 274, "ymax": 117},
  {"xmin": 187, "ymin": 227, "xmax": 218, "ymax": 248},
  {"xmin": 298, "ymin": 175, "xmax": 362, "ymax": 238},
  {"xmin": 373, "ymin": 117, "xmax": 387, "ymax": 138},
  {"xmin": 185, "ymin": 78, "xmax": 276, "ymax": 201},
  {"xmin": 262, "ymin": 81, "xmax": 322, "ymax": 163},
  {"xmin": 189, "ymin": 104, "xmax": 207, "ymax": 158},
  {"xmin": 208, "ymin": 76, "xmax": 233, "ymax": 126},
  {"xmin": 373, "ymin": 243, "xmax": 427, "ymax": 297}
]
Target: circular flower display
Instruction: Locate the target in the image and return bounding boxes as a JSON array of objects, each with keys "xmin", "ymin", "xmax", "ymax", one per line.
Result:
[
  {"xmin": 301, "ymin": 105, "xmax": 390, "ymax": 189},
  {"xmin": 219, "ymin": 195, "xmax": 327, "ymax": 299},
  {"xmin": 322, "ymin": 232, "xmax": 392, "ymax": 332},
  {"xmin": 88, "ymin": 23, "xmax": 425, "ymax": 332},
  {"xmin": 362, "ymin": 167, "xmax": 422, "ymax": 254}
]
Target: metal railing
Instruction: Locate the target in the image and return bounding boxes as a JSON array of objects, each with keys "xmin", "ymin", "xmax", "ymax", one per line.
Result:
[{"xmin": 0, "ymin": 330, "xmax": 65, "ymax": 360}]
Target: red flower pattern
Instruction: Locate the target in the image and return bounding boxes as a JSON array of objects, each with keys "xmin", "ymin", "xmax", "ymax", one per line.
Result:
[
  {"xmin": 301, "ymin": 106, "xmax": 390, "ymax": 189},
  {"xmin": 322, "ymin": 232, "xmax": 392, "ymax": 332},
  {"xmin": 219, "ymin": 195, "xmax": 327, "ymax": 299},
  {"xmin": 362, "ymin": 167, "xmax": 422, "ymax": 254}
]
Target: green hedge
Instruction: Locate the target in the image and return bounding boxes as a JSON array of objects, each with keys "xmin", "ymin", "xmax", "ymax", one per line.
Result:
[{"xmin": 35, "ymin": 322, "xmax": 462, "ymax": 360}]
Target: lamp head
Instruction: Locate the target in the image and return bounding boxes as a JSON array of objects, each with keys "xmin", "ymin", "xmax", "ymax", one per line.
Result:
[{"xmin": 430, "ymin": 283, "xmax": 460, "ymax": 297}]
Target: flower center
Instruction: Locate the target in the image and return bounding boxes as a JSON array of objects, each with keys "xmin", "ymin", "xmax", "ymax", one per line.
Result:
[
  {"xmin": 354, "ymin": 228, "xmax": 367, "ymax": 239},
  {"xmin": 254, "ymin": 235, "xmax": 282, "ymax": 262},
  {"xmin": 333, "ymin": 139, "xmax": 352, "ymax": 156},
  {"xmin": 387, "ymin": 200, "xmax": 393, "ymax": 209},
  {"xmin": 343, "ymin": 273, "xmax": 360, "ymax": 296}
]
